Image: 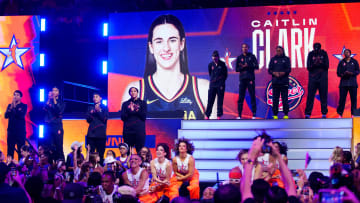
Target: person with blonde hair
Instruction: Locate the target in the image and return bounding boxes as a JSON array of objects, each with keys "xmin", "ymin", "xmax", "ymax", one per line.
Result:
[
  {"xmin": 354, "ymin": 143, "xmax": 360, "ymax": 168},
  {"xmin": 329, "ymin": 146, "xmax": 344, "ymax": 166}
]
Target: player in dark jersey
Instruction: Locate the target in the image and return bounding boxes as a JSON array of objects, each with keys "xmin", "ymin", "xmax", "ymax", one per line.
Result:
[
  {"xmin": 122, "ymin": 14, "xmax": 214, "ymax": 120},
  {"xmin": 336, "ymin": 49, "xmax": 359, "ymax": 117}
]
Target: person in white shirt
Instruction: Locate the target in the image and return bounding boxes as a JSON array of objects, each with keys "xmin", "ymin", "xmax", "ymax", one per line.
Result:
[
  {"xmin": 99, "ymin": 171, "xmax": 118, "ymax": 203},
  {"xmin": 149, "ymin": 143, "xmax": 173, "ymax": 201}
]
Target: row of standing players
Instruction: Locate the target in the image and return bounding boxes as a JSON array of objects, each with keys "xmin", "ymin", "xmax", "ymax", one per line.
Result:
[
  {"xmin": 5, "ymin": 88, "xmax": 200, "ymax": 202},
  {"xmin": 204, "ymin": 42, "xmax": 359, "ymax": 119}
]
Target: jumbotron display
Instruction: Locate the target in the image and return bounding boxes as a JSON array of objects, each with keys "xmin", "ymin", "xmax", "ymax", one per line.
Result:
[
  {"xmin": 0, "ymin": 16, "xmax": 40, "ymax": 154},
  {"xmin": 108, "ymin": 3, "xmax": 360, "ymax": 119}
]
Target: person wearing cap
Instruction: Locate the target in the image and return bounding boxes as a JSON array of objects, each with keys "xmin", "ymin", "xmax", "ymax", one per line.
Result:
[
  {"xmin": 305, "ymin": 43, "xmax": 329, "ymax": 119},
  {"xmin": 205, "ymin": 50, "xmax": 228, "ymax": 119},
  {"xmin": 104, "ymin": 156, "xmax": 117, "ymax": 171},
  {"xmin": 116, "ymin": 143, "xmax": 131, "ymax": 169},
  {"xmin": 121, "ymin": 87, "xmax": 147, "ymax": 154},
  {"xmin": 5, "ymin": 90, "xmax": 27, "ymax": 160},
  {"xmin": 86, "ymin": 92, "xmax": 109, "ymax": 164},
  {"xmin": 268, "ymin": 46, "xmax": 291, "ymax": 119},
  {"xmin": 65, "ymin": 141, "xmax": 84, "ymax": 182}
]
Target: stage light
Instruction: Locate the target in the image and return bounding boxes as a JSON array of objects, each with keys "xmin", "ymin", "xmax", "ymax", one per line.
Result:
[
  {"xmin": 40, "ymin": 53, "xmax": 45, "ymax": 67},
  {"xmin": 102, "ymin": 99, "xmax": 108, "ymax": 106},
  {"xmin": 40, "ymin": 88, "xmax": 45, "ymax": 102},
  {"xmin": 102, "ymin": 60, "xmax": 107, "ymax": 74},
  {"xmin": 39, "ymin": 125, "xmax": 44, "ymax": 138},
  {"xmin": 41, "ymin": 18, "xmax": 46, "ymax": 32},
  {"xmin": 103, "ymin": 23, "xmax": 108, "ymax": 37}
]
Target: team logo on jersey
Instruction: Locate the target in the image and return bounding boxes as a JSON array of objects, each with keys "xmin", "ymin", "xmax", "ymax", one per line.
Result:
[
  {"xmin": 180, "ymin": 97, "xmax": 192, "ymax": 105},
  {"xmin": 266, "ymin": 76, "xmax": 304, "ymax": 111}
]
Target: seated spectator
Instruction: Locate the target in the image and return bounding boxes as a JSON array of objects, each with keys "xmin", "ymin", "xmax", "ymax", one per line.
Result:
[
  {"xmin": 63, "ymin": 183, "xmax": 84, "ymax": 203},
  {"xmin": 329, "ymin": 146, "xmax": 344, "ymax": 166},
  {"xmin": 214, "ymin": 184, "xmax": 241, "ymax": 203},
  {"xmin": 149, "ymin": 143, "xmax": 173, "ymax": 202},
  {"xmin": 122, "ymin": 154, "xmax": 153, "ymax": 202},
  {"xmin": 99, "ymin": 171, "xmax": 119, "ymax": 203},
  {"xmin": 171, "ymin": 138, "xmax": 200, "ymax": 200},
  {"xmin": 272, "ymin": 141, "xmax": 288, "ymax": 165},
  {"xmin": 140, "ymin": 146, "xmax": 152, "ymax": 172},
  {"xmin": 343, "ymin": 150, "xmax": 355, "ymax": 172},
  {"xmin": 117, "ymin": 143, "xmax": 131, "ymax": 169},
  {"xmin": 201, "ymin": 186, "xmax": 215, "ymax": 203},
  {"xmin": 354, "ymin": 143, "xmax": 360, "ymax": 169},
  {"xmin": 19, "ymin": 145, "xmax": 31, "ymax": 166}
]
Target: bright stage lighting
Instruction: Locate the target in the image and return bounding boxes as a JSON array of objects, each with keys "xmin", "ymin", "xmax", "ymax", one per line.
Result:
[
  {"xmin": 102, "ymin": 99, "xmax": 108, "ymax": 106},
  {"xmin": 39, "ymin": 125, "xmax": 44, "ymax": 138},
  {"xmin": 40, "ymin": 53, "xmax": 45, "ymax": 67},
  {"xmin": 103, "ymin": 23, "xmax": 108, "ymax": 37},
  {"xmin": 102, "ymin": 60, "xmax": 108, "ymax": 74},
  {"xmin": 40, "ymin": 18, "xmax": 46, "ymax": 32},
  {"xmin": 40, "ymin": 88, "xmax": 45, "ymax": 102}
]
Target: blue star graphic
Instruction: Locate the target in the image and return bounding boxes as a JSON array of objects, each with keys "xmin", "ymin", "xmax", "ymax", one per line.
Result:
[
  {"xmin": 333, "ymin": 46, "xmax": 356, "ymax": 61},
  {"xmin": 0, "ymin": 35, "xmax": 31, "ymax": 71}
]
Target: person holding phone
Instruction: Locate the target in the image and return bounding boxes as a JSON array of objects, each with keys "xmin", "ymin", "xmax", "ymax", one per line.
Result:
[
  {"xmin": 5, "ymin": 90, "xmax": 27, "ymax": 160},
  {"xmin": 43, "ymin": 86, "xmax": 65, "ymax": 160}
]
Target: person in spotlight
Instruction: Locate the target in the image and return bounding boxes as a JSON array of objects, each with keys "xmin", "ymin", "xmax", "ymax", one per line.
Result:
[
  {"xmin": 86, "ymin": 92, "xmax": 108, "ymax": 164},
  {"xmin": 268, "ymin": 46, "xmax": 291, "ymax": 119},
  {"xmin": 170, "ymin": 138, "xmax": 200, "ymax": 200},
  {"xmin": 122, "ymin": 14, "xmax": 212, "ymax": 120},
  {"xmin": 43, "ymin": 86, "xmax": 65, "ymax": 160},
  {"xmin": 305, "ymin": 42, "xmax": 329, "ymax": 119},
  {"xmin": 236, "ymin": 43, "xmax": 259, "ymax": 120},
  {"xmin": 121, "ymin": 87, "xmax": 146, "ymax": 154},
  {"xmin": 5, "ymin": 90, "xmax": 27, "ymax": 160},
  {"xmin": 336, "ymin": 49, "xmax": 359, "ymax": 117},
  {"xmin": 205, "ymin": 50, "xmax": 228, "ymax": 120}
]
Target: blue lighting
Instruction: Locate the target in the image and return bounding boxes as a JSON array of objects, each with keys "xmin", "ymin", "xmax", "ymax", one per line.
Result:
[
  {"xmin": 40, "ymin": 53, "xmax": 45, "ymax": 67},
  {"xmin": 41, "ymin": 18, "xmax": 46, "ymax": 32},
  {"xmin": 103, "ymin": 23, "xmax": 108, "ymax": 37},
  {"xmin": 102, "ymin": 60, "xmax": 107, "ymax": 74},
  {"xmin": 40, "ymin": 88, "xmax": 45, "ymax": 102},
  {"xmin": 39, "ymin": 125, "xmax": 44, "ymax": 138},
  {"xmin": 102, "ymin": 99, "xmax": 108, "ymax": 106}
]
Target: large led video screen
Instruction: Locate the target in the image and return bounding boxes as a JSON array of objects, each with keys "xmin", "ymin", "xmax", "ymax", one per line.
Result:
[
  {"xmin": 108, "ymin": 3, "xmax": 360, "ymax": 119},
  {"xmin": 0, "ymin": 16, "xmax": 40, "ymax": 155}
]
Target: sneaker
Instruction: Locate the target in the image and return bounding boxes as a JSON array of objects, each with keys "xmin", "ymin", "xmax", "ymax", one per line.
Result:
[
  {"xmin": 204, "ymin": 116, "xmax": 209, "ymax": 120},
  {"xmin": 283, "ymin": 115, "xmax": 289, "ymax": 119},
  {"xmin": 305, "ymin": 115, "xmax": 310, "ymax": 119},
  {"xmin": 252, "ymin": 116, "xmax": 256, "ymax": 119},
  {"xmin": 338, "ymin": 115, "xmax": 342, "ymax": 118},
  {"xmin": 217, "ymin": 116, "xmax": 221, "ymax": 120},
  {"xmin": 273, "ymin": 115, "xmax": 278, "ymax": 120},
  {"xmin": 322, "ymin": 114, "xmax": 327, "ymax": 119},
  {"xmin": 236, "ymin": 117, "xmax": 241, "ymax": 120}
]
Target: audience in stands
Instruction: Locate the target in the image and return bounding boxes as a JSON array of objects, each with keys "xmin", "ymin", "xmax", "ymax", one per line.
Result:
[{"xmin": 1, "ymin": 137, "xmax": 360, "ymax": 203}]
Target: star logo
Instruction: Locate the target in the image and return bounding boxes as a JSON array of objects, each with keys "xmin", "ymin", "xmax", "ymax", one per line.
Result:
[
  {"xmin": 220, "ymin": 48, "xmax": 236, "ymax": 70},
  {"xmin": 0, "ymin": 35, "xmax": 31, "ymax": 71},
  {"xmin": 333, "ymin": 46, "xmax": 356, "ymax": 61}
]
